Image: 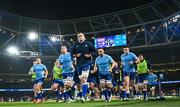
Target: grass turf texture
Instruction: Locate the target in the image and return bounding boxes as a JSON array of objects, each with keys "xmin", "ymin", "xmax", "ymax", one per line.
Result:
[{"xmin": 0, "ymin": 98, "xmax": 180, "ymax": 107}]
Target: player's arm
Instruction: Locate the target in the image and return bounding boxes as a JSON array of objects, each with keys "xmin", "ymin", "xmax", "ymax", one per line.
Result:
[
  {"xmin": 130, "ymin": 53, "xmax": 140, "ymax": 65},
  {"xmin": 109, "ymin": 57, "xmax": 116, "ymax": 73},
  {"xmin": 71, "ymin": 44, "xmax": 81, "ymax": 58},
  {"xmin": 85, "ymin": 42, "xmax": 97, "ymax": 58},
  {"xmin": 43, "ymin": 65, "xmax": 48, "ymax": 78},
  {"xmin": 28, "ymin": 67, "xmax": 34, "ymax": 75},
  {"xmin": 92, "ymin": 63, "xmax": 98, "ymax": 74}
]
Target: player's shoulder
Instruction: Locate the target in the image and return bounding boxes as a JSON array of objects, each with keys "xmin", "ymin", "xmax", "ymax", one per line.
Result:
[
  {"xmin": 84, "ymin": 40, "xmax": 94, "ymax": 46},
  {"xmin": 128, "ymin": 52, "xmax": 136, "ymax": 55},
  {"xmin": 104, "ymin": 54, "xmax": 111, "ymax": 58},
  {"xmin": 72, "ymin": 42, "xmax": 80, "ymax": 47},
  {"xmin": 39, "ymin": 64, "xmax": 45, "ymax": 67},
  {"xmin": 121, "ymin": 53, "xmax": 126, "ymax": 57},
  {"xmin": 66, "ymin": 52, "xmax": 71, "ymax": 55}
]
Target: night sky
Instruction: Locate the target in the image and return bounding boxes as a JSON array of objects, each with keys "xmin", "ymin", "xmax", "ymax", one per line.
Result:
[{"xmin": 0, "ymin": 0, "xmax": 155, "ymax": 20}]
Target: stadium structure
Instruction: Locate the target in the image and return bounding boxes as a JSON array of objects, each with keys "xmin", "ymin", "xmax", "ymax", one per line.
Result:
[{"xmin": 0, "ymin": 0, "xmax": 180, "ymax": 103}]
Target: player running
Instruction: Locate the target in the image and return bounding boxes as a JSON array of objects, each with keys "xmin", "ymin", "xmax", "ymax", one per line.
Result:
[
  {"xmin": 33, "ymin": 57, "xmax": 48, "ymax": 103},
  {"xmin": 93, "ymin": 48, "xmax": 115, "ymax": 102}
]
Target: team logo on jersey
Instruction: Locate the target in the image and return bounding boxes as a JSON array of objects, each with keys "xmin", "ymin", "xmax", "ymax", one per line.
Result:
[{"xmin": 84, "ymin": 44, "xmax": 88, "ymax": 47}]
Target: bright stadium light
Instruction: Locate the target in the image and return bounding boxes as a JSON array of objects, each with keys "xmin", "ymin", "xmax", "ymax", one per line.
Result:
[
  {"xmin": 28, "ymin": 32, "xmax": 38, "ymax": 40},
  {"xmin": 7, "ymin": 46, "xmax": 19, "ymax": 55},
  {"xmin": 50, "ymin": 36, "xmax": 57, "ymax": 42},
  {"xmin": 49, "ymin": 35, "xmax": 60, "ymax": 42}
]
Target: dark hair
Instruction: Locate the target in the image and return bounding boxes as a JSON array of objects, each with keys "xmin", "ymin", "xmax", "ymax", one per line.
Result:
[
  {"xmin": 76, "ymin": 32, "xmax": 84, "ymax": 35},
  {"xmin": 122, "ymin": 45, "xmax": 129, "ymax": 49}
]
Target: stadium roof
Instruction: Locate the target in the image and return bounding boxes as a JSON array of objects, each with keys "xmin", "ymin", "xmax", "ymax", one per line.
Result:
[{"xmin": 0, "ymin": 0, "xmax": 156, "ymax": 20}]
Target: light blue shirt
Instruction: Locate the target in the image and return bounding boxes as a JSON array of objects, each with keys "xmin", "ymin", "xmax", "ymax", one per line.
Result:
[
  {"xmin": 147, "ymin": 73, "xmax": 157, "ymax": 83},
  {"xmin": 95, "ymin": 54, "xmax": 114, "ymax": 74},
  {"xmin": 121, "ymin": 52, "xmax": 138, "ymax": 72},
  {"xmin": 59, "ymin": 52, "xmax": 74, "ymax": 73},
  {"xmin": 33, "ymin": 64, "xmax": 47, "ymax": 80}
]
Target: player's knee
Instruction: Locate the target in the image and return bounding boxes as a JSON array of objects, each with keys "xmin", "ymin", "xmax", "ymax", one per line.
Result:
[
  {"xmin": 89, "ymin": 83, "xmax": 95, "ymax": 90},
  {"xmin": 106, "ymin": 80, "xmax": 112, "ymax": 88},
  {"xmin": 99, "ymin": 83, "xmax": 105, "ymax": 89},
  {"xmin": 124, "ymin": 81, "xmax": 129, "ymax": 86}
]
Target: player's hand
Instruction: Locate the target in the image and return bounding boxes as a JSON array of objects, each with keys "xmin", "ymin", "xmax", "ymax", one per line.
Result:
[
  {"xmin": 84, "ymin": 54, "xmax": 91, "ymax": 58},
  {"xmin": 91, "ymin": 70, "xmax": 95, "ymax": 74},
  {"xmin": 109, "ymin": 68, "xmax": 113, "ymax": 73},
  {"xmin": 74, "ymin": 53, "xmax": 81, "ymax": 58}
]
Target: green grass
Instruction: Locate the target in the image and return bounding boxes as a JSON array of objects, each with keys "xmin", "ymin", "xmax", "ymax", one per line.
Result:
[{"xmin": 0, "ymin": 98, "xmax": 180, "ymax": 107}]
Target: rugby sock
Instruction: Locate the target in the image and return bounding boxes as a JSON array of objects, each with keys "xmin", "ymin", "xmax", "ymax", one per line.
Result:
[
  {"xmin": 122, "ymin": 91, "xmax": 127, "ymax": 99},
  {"xmin": 107, "ymin": 89, "xmax": 112, "ymax": 98},
  {"xmin": 37, "ymin": 92, "xmax": 43, "ymax": 99},
  {"xmin": 102, "ymin": 89, "xmax": 108, "ymax": 100},
  {"xmin": 77, "ymin": 91, "xmax": 82, "ymax": 98},
  {"xmin": 126, "ymin": 91, "xmax": 131, "ymax": 99},
  {"xmin": 143, "ymin": 91, "xmax": 148, "ymax": 99},
  {"xmin": 137, "ymin": 91, "xmax": 141, "ymax": 98},
  {"xmin": 82, "ymin": 83, "xmax": 88, "ymax": 98},
  {"xmin": 59, "ymin": 92, "xmax": 63, "ymax": 100},
  {"xmin": 55, "ymin": 90, "xmax": 60, "ymax": 99},
  {"xmin": 67, "ymin": 90, "xmax": 73, "ymax": 100},
  {"xmin": 91, "ymin": 90, "xmax": 95, "ymax": 97},
  {"xmin": 63, "ymin": 91, "xmax": 69, "ymax": 100},
  {"xmin": 41, "ymin": 91, "xmax": 45, "ymax": 99}
]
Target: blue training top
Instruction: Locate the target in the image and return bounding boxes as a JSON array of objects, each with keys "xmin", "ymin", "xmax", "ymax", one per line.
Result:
[
  {"xmin": 59, "ymin": 52, "xmax": 74, "ymax": 73},
  {"xmin": 95, "ymin": 54, "xmax": 114, "ymax": 74},
  {"xmin": 33, "ymin": 64, "xmax": 47, "ymax": 80},
  {"xmin": 121, "ymin": 52, "xmax": 138, "ymax": 72},
  {"xmin": 147, "ymin": 73, "xmax": 158, "ymax": 83}
]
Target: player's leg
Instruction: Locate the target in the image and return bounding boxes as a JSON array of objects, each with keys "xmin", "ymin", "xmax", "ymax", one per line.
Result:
[
  {"xmin": 142, "ymin": 74, "xmax": 148, "ymax": 100},
  {"xmin": 35, "ymin": 79, "xmax": 44, "ymax": 103},
  {"xmin": 129, "ymin": 72, "xmax": 136, "ymax": 99},
  {"xmin": 51, "ymin": 80, "xmax": 61, "ymax": 102},
  {"xmin": 105, "ymin": 74, "xmax": 113, "ymax": 102},
  {"xmin": 135, "ymin": 74, "xmax": 143, "ymax": 100},
  {"xmin": 65, "ymin": 72, "xmax": 75, "ymax": 102},
  {"xmin": 123, "ymin": 72, "xmax": 130, "ymax": 100},
  {"xmin": 79, "ymin": 64, "xmax": 90, "ymax": 102},
  {"xmin": 62, "ymin": 73, "xmax": 70, "ymax": 102}
]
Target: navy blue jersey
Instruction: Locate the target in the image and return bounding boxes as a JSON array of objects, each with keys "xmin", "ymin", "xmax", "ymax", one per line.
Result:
[{"xmin": 71, "ymin": 40, "xmax": 97, "ymax": 66}]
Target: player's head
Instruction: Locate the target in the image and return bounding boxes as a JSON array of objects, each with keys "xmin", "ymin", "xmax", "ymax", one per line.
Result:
[
  {"xmin": 36, "ymin": 57, "xmax": 41, "ymax": 64},
  {"xmin": 150, "ymin": 70, "xmax": 154, "ymax": 74},
  {"xmin": 77, "ymin": 32, "xmax": 86, "ymax": 43},
  {"xmin": 61, "ymin": 46, "xmax": 67, "ymax": 54},
  {"xmin": 122, "ymin": 46, "xmax": 129, "ymax": 54},
  {"xmin": 55, "ymin": 59, "xmax": 60, "ymax": 65},
  {"xmin": 98, "ymin": 48, "xmax": 104, "ymax": 56},
  {"xmin": 138, "ymin": 54, "xmax": 144, "ymax": 61}
]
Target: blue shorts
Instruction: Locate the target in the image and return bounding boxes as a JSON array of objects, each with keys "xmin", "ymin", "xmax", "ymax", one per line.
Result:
[
  {"xmin": 53, "ymin": 79, "xmax": 64, "ymax": 87},
  {"xmin": 62, "ymin": 72, "xmax": 74, "ymax": 79},
  {"xmin": 137, "ymin": 73, "xmax": 148, "ymax": 83},
  {"xmin": 35, "ymin": 78, "xmax": 44, "ymax": 84},
  {"xmin": 123, "ymin": 72, "xmax": 136, "ymax": 80},
  {"xmin": 76, "ymin": 64, "xmax": 90, "ymax": 76},
  {"xmin": 99, "ymin": 73, "xmax": 112, "ymax": 81}
]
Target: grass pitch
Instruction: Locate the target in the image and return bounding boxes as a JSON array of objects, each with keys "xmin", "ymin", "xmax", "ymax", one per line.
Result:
[{"xmin": 0, "ymin": 97, "xmax": 180, "ymax": 107}]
